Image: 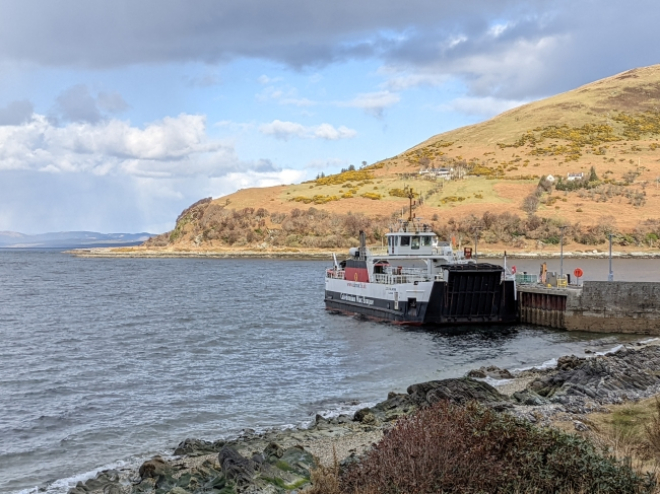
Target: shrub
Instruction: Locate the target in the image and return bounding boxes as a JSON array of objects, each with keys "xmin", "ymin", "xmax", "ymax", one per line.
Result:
[
  {"xmin": 315, "ymin": 169, "xmax": 374, "ymax": 186},
  {"xmin": 388, "ymin": 188, "xmax": 409, "ymax": 198},
  {"xmin": 522, "ymin": 193, "xmax": 540, "ymax": 214},
  {"xmin": 360, "ymin": 192, "xmax": 382, "ymax": 200},
  {"xmin": 341, "ymin": 401, "xmax": 654, "ymax": 494}
]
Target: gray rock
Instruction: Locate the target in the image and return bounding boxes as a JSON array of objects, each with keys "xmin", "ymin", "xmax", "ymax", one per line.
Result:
[
  {"xmin": 513, "ymin": 389, "xmax": 548, "ymax": 406},
  {"xmin": 407, "ymin": 377, "xmax": 509, "ymax": 406},
  {"xmin": 278, "ymin": 446, "xmax": 316, "ymax": 477},
  {"xmin": 468, "ymin": 366, "xmax": 513, "ymax": 379},
  {"xmin": 467, "ymin": 369, "xmax": 487, "ymax": 378},
  {"xmin": 527, "ymin": 345, "xmax": 660, "ymax": 406},
  {"xmin": 264, "ymin": 442, "xmax": 284, "ymax": 461},
  {"xmin": 218, "ymin": 446, "xmax": 257, "ymax": 485},
  {"xmin": 354, "ymin": 407, "xmax": 376, "ymax": 423},
  {"xmin": 173, "ymin": 438, "xmax": 224, "ymax": 456},
  {"xmin": 574, "ymin": 420, "xmax": 589, "ymax": 432},
  {"xmin": 138, "ymin": 457, "xmax": 173, "ymax": 481},
  {"xmin": 556, "ymin": 355, "xmax": 585, "ymax": 371}
]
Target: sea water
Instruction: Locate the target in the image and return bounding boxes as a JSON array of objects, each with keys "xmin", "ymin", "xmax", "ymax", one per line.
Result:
[{"xmin": 0, "ymin": 251, "xmax": 650, "ymax": 493}]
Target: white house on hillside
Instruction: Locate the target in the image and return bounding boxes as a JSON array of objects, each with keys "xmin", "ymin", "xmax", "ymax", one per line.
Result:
[{"xmin": 567, "ymin": 172, "xmax": 584, "ymax": 181}]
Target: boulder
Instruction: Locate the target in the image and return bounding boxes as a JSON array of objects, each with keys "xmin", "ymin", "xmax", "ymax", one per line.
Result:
[
  {"xmin": 277, "ymin": 446, "xmax": 316, "ymax": 477},
  {"xmin": 174, "ymin": 438, "xmax": 224, "ymax": 456},
  {"xmin": 354, "ymin": 407, "xmax": 377, "ymax": 424},
  {"xmin": 467, "ymin": 366, "xmax": 514, "ymax": 380},
  {"xmin": 218, "ymin": 446, "xmax": 257, "ymax": 485},
  {"xmin": 264, "ymin": 442, "xmax": 284, "ymax": 461},
  {"xmin": 556, "ymin": 355, "xmax": 585, "ymax": 371},
  {"xmin": 407, "ymin": 378, "xmax": 509, "ymax": 406},
  {"xmin": 138, "ymin": 457, "xmax": 173, "ymax": 481},
  {"xmin": 512, "ymin": 389, "xmax": 548, "ymax": 406}
]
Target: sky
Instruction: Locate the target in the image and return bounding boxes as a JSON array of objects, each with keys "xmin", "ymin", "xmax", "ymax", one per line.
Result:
[{"xmin": 0, "ymin": 0, "xmax": 658, "ymax": 234}]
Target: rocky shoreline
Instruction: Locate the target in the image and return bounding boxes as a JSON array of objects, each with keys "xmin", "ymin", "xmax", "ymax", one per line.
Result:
[{"xmin": 65, "ymin": 341, "xmax": 660, "ymax": 494}]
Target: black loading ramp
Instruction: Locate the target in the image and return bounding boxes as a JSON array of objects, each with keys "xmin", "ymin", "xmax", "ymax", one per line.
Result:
[{"xmin": 426, "ymin": 264, "xmax": 516, "ymax": 323}]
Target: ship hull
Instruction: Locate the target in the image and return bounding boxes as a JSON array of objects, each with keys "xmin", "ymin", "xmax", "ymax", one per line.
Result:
[{"xmin": 324, "ymin": 266, "xmax": 517, "ymax": 325}]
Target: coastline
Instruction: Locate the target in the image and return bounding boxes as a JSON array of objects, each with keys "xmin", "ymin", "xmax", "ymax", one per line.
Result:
[
  {"xmin": 62, "ymin": 338, "xmax": 660, "ymax": 494},
  {"xmin": 65, "ymin": 246, "xmax": 660, "ymax": 260}
]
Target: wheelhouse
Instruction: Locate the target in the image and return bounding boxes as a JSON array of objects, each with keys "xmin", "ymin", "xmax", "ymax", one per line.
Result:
[{"xmin": 386, "ymin": 231, "xmax": 436, "ymax": 256}]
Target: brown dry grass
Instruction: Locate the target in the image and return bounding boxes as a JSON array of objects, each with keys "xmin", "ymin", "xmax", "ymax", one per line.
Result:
[{"xmin": 554, "ymin": 396, "xmax": 660, "ymax": 480}]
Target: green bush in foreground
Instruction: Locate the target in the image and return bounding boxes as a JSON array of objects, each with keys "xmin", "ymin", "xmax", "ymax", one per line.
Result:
[{"xmin": 340, "ymin": 401, "xmax": 655, "ymax": 494}]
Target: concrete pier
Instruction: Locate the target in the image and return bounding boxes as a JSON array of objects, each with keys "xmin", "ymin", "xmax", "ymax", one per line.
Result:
[{"xmin": 517, "ymin": 282, "xmax": 660, "ymax": 334}]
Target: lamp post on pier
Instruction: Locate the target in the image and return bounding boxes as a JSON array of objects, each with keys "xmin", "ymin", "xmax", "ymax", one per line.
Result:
[
  {"xmin": 473, "ymin": 228, "xmax": 481, "ymax": 262},
  {"xmin": 608, "ymin": 233, "xmax": 614, "ymax": 281},
  {"xmin": 559, "ymin": 226, "xmax": 568, "ymax": 278}
]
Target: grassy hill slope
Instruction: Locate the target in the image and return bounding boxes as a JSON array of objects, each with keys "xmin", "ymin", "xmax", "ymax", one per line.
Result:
[{"xmin": 146, "ymin": 64, "xmax": 660, "ymax": 253}]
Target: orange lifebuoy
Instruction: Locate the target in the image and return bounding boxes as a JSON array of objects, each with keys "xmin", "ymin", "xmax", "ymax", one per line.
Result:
[
  {"xmin": 574, "ymin": 268, "xmax": 583, "ymax": 278},
  {"xmin": 354, "ymin": 273, "xmax": 359, "ymax": 281},
  {"xmin": 511, "ymin": 265, "xmax": 517, "ymax": 274}
]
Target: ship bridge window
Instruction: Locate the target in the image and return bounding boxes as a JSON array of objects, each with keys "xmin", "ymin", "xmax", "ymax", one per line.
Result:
[
  {"xmin": 423, "ymin": 236, "xmax": 433, "ymax": 246},
  {"xmin": 401, "ymin": 236, "xmax": 410, "ymax": 246},
  {"xmin": 411, "ymin": 236, "xmax": 420, "ymax": 249}
]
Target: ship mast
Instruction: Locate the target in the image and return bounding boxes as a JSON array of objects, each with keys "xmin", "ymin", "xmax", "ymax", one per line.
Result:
[{"xmin": 407, "ymin": 187, "xmax": 416, "ymax": 224}]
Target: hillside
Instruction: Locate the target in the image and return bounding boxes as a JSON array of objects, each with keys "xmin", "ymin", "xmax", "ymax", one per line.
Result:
[{"xmin": 145, "ymin": 64, "xmax": 660, "ymax": 253}]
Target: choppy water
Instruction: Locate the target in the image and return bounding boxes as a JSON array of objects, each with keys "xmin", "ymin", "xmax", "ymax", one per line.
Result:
[{"xmin": 0, "ymin": 251, "xmax": 653, "ymax": 494}]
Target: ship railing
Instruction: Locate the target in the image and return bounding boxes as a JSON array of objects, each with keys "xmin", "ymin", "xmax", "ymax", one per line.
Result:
[
  {"xmin": 373, "ymin": 272, "xmax": 433, "ymax": 284},
  {"xmin": 326, "ymin": 269, "xmax": 345, "ymax": 279}
]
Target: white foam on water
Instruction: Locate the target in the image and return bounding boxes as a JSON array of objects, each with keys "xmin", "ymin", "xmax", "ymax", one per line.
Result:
[
  {"xmin": 595, "ymin": 344, "xmax": 624, "ymax": 356},
  {"xmin": 513, "ymin": 357, "xmax": 558, "ymax": 373},
  {"xmin": 482, "ymin": 376, "xmax": 514, "ymax": 387},
  {"xmin": 638, "ymin": 338, "xmax": 660, "ymax": 345},
  {"xmin": 14, "ymin": 459, "xmax": 133, "ymax": 494}
]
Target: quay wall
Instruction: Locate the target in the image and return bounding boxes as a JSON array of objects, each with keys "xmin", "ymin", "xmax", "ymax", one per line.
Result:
[{"xmin": 565, "ymin": 282, "xmax": 660, "ymax": 334}]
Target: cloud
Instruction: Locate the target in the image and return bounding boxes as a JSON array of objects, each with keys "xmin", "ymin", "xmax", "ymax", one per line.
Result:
[
  {"xmin": 443, "ymin": 96, "xmax": 527, "ymax": 117},
  {"xmin": 338, "ymin": 91, "xmax": 400, "ymax": 117},
  {"xmin": 53, "ymin": 84, "xmax": 130, "ymax": 124},
  {"xmin": 0, "ymin": 112, "xmax": 303, "ymax": 232},
  {"xmin": 256, "ymin": 85, "xmax": 316, "ymax": 107},
  {"xmin": 0, "ymin": 1, "xmax": 521, "ymax": 68},
  {"xmin": 54, "ymin": 84, "xmax": 102, "ymax": 123},
  {"xmin": 258, "ymin": 75, "xmax": 282, "ymax": 85},
  {"xmin": 97, "ymin": 91, "xmax": 130, "ymax": 113},
  {"xmin": 0, "ymin": 100, "xmax": 33, "ymax": 126},
  {"xmin": 259, "ymin": 119, "xmax": 357, "ymax": 141},
  {"xmin": 185, "ymin": 72, "xmax": 222, "ymax": 87},
  {"xmin": 1, "ymin": 1, "xmax": 659, "ymax": 102}
]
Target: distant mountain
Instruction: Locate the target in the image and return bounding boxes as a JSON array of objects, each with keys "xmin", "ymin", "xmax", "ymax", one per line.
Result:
[{"xmin": 0, "ymin": 231, "xmax": 155, "ymax": 249}]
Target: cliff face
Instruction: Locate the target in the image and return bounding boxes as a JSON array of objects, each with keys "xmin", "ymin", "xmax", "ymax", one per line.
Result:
[{"xmin": 152, "ymin": 65, "xmax": 660, "ymax": 252}]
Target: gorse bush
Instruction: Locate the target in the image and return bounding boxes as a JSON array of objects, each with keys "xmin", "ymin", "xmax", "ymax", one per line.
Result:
[
  {"xmin": 315, "ymin": 169, "xmax": 374, "ymax": 186},
  {"xmin": 340, "ymin": 401, "xmax": 655, "ymax": 494}
]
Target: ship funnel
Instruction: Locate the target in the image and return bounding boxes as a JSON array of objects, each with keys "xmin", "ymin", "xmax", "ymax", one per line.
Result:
[{"xmin": 359, "ymin": 230, "xmax": 367, "ymax": 260}]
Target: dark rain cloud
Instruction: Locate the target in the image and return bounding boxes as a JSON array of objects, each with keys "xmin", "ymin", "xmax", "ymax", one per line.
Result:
[{"xmin": 0, "ymin": 0, "xmax": 658, "ymax": 99}]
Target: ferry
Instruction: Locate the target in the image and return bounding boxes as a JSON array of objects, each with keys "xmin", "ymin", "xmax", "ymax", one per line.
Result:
[{"xmin": 324, "ymin": 219, "xmax": 518, "ymax": 325}]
